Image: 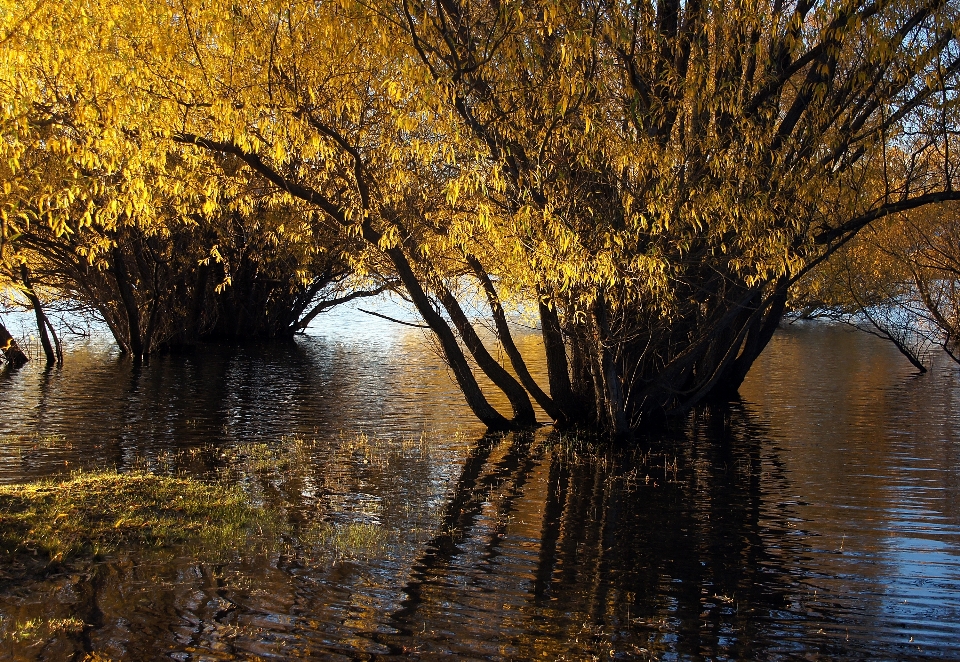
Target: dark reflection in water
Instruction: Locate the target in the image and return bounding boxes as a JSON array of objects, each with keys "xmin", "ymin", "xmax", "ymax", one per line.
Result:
[{"xmin": 1, "ymin": 311, "xmax": 959, "ymax": 660}]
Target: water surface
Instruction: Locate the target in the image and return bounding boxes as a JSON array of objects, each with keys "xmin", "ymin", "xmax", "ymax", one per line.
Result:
[{"xmin": 1, "ymin": 310, "xmax": 959, "ymax": 660}]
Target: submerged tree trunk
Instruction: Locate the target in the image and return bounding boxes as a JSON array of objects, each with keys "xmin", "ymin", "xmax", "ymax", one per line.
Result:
[
  {"xmin": 532, "ymin": 277, "xmax": 793, "ymax": 435},
  {"xmin": 467, "ymin": 255, "xmax": 560, "ymax": 421},
  {"xmin": 712, "ymin": 282, "xmax": 790, "ymax": 396},
  {"xmin": 111, "ymin": 245, "xmax": 144, "ymax": 358},
  {"xmin": 0, "ymin": 317, "xmax": 28, "ymax": 368},
  {"xmin": 379, "ymin": 242, "xmax": 512, "ymax": 430},
  {"xmin": 20, "ymin": 264, "xmax": 61, "ymax": 364},
  {"xmin": 537, "ymin": 298, "xmax": 576, "ymax": 424},
  {"xmin": 434, "ymin": 279, "xmax": 537, "ymax": 426}
]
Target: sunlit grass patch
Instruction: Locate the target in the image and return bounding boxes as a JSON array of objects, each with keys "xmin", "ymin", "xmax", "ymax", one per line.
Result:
[
  {"xmin": 0, "ymin": 470, "xmax": 277, "ymax": 561},
  {"xmin": 300, "ymin": 521, "xmax": 387, "ymax": 561},
  {"xmin": 0, "ymin": 615, "xmax": 85, "ymax": 644},
  {"xmin": 220, "ymin": 435, "xmax": 317, "ymax": 476},
  {"xmin": 2, "ymin": 432, "xmax": 75, "ymax": 463}
]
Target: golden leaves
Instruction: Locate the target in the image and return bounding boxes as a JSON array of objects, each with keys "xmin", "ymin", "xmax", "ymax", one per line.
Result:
[{"xmin": 0, "ymin": 0, "xmax": 954, "ymax": 328}]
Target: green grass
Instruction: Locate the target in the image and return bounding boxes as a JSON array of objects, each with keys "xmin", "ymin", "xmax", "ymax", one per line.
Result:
[{"xmin": 0, "ymin": 470, "xmax": 275, "ymax": 561}]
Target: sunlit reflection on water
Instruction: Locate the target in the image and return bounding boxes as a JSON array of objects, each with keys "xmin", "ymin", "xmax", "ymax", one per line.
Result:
[{"xmin": 1, "ymin": 310, "xmax": 959, "ymax": 660}]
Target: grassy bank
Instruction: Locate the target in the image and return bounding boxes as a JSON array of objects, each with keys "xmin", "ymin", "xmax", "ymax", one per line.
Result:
[{"xmin": 0, "ymin": 470, "xmax": 272, "ymax": 561}]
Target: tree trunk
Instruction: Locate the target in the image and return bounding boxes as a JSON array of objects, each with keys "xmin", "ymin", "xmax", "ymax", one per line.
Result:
[
  {"xmin": 594, "ymin": 299, "xmax": 630, "ymax": 437},
  {"xmin": 537, "ymin": 298, "xmax": 578, "ymax": 424},
  {"xmin": 466, "ymin": 256, "xmax": 560, "ymax": 420},
  {"xmin": 711, "ymin": 279, "xmax": 789, "ymax": 397},
  {"xmin": 189, "ymin": 262, "xmax": 210, "ymax": 342},
  {"xmin": 112, "ymin": 246, "xmax": 144, "ymax": 357},
  {"xmin": 435, "ymin": 279, "xmax": 537, "ymax": 426},
  {"xmin": 45, "ymin": 315, "xmax": 63, "ymax": 363},
  {"xmin": 564, "ymin": 315, "xmax": 599, "ymax": 424},
  {"xmin": 0, "ymin": 317, "xmax": 28, "ymax": 368},
  {"xmin": 379, "ymin": 242, "xmax": 511, "ymax": 430},
  {"xmin": 20, "ymin": 264, "xmax": 59, "ymax": 364}
]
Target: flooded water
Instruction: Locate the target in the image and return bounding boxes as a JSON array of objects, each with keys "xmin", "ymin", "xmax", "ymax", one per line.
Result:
[{"xmin": 1, "ymin": 307, "xmax": 960, "ymax": 660}]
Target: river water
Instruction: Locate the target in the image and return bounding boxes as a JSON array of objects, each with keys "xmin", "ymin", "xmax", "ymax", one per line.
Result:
[{"xmin": 1, "ymin": 308, "xmax": 959, "ymax": 660}]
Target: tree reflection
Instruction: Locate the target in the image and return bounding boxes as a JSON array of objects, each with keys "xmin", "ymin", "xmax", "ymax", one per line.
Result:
[{"xmin": 380, "ymin": 406, "xmax": 810, "ymax": 659}]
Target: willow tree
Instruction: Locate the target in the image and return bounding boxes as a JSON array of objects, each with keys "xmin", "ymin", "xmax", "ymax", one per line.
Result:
[
  {"xmin": 3, "ymin": 135, "xmax": 374, "ymax": 354},
  {"xmin": 388, "ymin": 0, "xmax": 960, "ymax": 434},
  {"xmin": 0, "ymin": 1, "xmax": 387, "ymax": 356}
]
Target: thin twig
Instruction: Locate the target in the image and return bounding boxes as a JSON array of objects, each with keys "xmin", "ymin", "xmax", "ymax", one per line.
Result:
[{"xmin": 357, "ymin": 308, "xmax": 430, "ymax": 328}]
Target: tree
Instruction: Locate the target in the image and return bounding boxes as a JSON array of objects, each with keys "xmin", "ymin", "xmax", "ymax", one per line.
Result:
[
  {"xmin": 794, "ymin": 201, "xmax": 960, "ymax": 368},
  {"xmin": 0, "ymin": 3, "xmax": 387, "ymax": 357},
  {"xmin": 388, "ymin": 0, "xmax": 960, "ymax": 434}
]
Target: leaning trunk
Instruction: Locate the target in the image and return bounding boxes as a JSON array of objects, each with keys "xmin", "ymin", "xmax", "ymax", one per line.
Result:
[
  {"xmin": 377, "ymin": 240, "xmax": 511, "ymax": 430},
  {"xmin": 466, "ymin": 255, "xmax": 560, "ymax": 421},
  {"xmin": 435, "ymin": 280, "xmax": 537, "ymax": 426},
  {"xmin": 712, "ymin": 279, "xmax": 789, "ymax": 397},
  {"xmin": 20, "ymin": 265, "xmax": 60, "ymax": 364}
]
